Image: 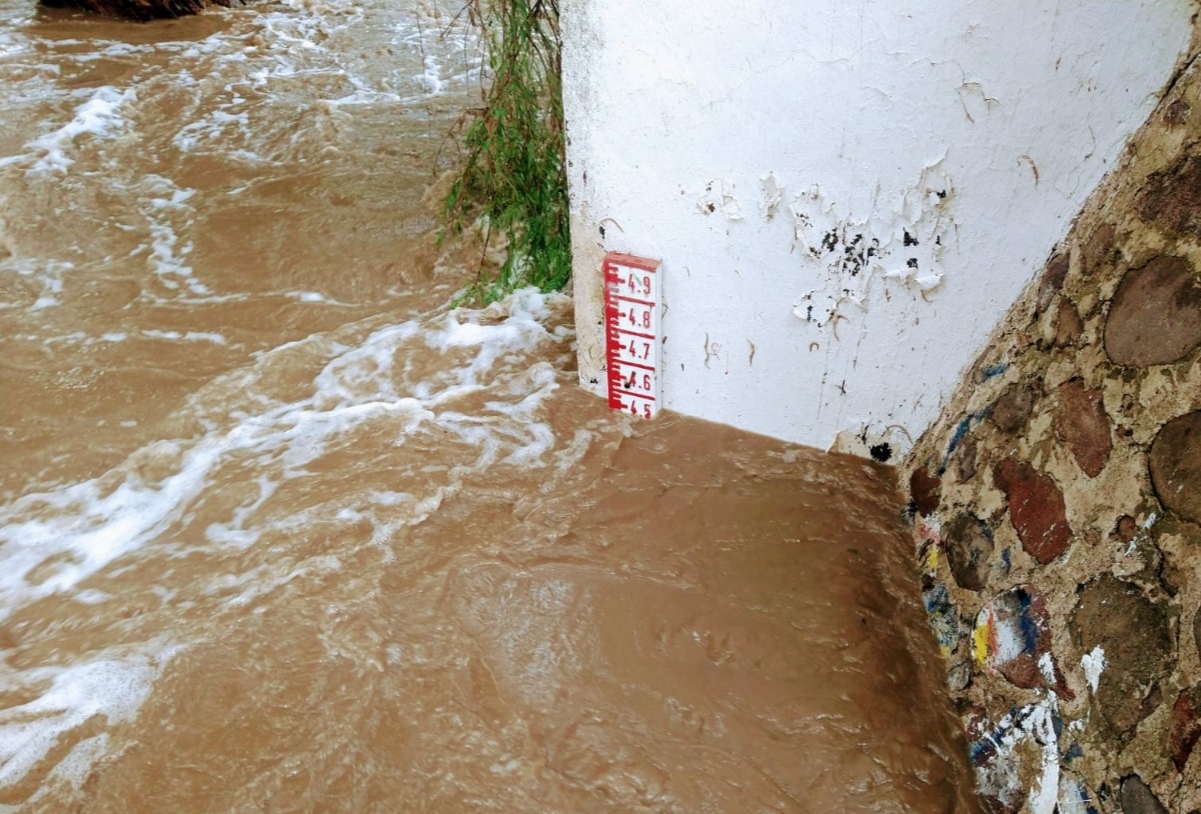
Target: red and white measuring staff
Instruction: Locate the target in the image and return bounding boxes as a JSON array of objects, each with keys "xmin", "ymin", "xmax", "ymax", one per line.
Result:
[{"xmin": 603, "ymin": 252, "xmax": 662, "ymax": 419}]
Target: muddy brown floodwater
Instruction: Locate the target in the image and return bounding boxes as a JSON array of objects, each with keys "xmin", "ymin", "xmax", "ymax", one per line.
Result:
[{"xmin": 0, "ymin": 0, "xmax": 982, "ymax": 811}]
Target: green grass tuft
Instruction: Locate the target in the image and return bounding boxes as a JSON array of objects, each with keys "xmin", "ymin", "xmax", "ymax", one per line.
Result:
[{"xmin": 442, "ymin": 0, "xmax": 570, "ymax": 305}]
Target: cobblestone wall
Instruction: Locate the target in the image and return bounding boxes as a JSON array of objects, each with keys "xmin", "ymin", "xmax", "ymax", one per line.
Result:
[{"xmin": 902, "ymin": 25, "xmax": 1201, "ymax": 814}]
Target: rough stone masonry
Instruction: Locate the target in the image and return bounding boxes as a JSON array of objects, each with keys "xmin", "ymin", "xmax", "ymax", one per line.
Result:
[{"xmin": 902, "ymin": 21, "xmax": 1201, "ymax": 814}]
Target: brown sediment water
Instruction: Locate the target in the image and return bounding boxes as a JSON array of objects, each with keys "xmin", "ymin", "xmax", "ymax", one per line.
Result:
[{"xmin": 0, "ymin": 1, "xmax": 982, "ymax": 811}]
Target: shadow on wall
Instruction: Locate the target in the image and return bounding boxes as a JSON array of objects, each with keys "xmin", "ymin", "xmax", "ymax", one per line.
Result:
[{"xmin": 901, "ymin": 31, "xmax": 1201, "ymax": 814}]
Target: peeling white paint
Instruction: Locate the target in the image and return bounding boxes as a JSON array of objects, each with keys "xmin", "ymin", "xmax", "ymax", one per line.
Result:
[
  {"xmin": 563, "ymin": 0, "xmax": 1195, "ymax": 455},
  {"xmin": 695, "ymin": 179, "xmax": 743, "ymax": 221},
  {"xmin": 783, "ymin": 164, "xmax": 953, "ymax": 333},
  {"xmin": 759, "ymin": 172, "xmax": 783, "ymax": 220},
  {"xmin": 1081, "ymin": 645, "xmax": 1106, "ymax": 693}
]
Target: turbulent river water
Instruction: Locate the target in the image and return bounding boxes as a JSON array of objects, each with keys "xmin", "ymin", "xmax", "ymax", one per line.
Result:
[{"xmin": 0, "ymin": 1, "xmax": 982, "ymax": 811}]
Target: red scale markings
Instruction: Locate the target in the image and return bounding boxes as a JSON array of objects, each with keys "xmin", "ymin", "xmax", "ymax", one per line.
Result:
[{"xmin": 603, "ymin": 253, "xmax": 662, "ymax": 419}]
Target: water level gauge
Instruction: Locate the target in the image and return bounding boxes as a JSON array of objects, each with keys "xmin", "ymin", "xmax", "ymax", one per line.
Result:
[{"xmin": 603, "ymin": 252, "xmax": 662, "ymax": 419}]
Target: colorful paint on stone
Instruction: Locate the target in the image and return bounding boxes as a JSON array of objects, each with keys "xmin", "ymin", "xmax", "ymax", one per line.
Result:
[{"xmin": 972, "ymin": 587, "xmax": 1058, "ymax": 692}]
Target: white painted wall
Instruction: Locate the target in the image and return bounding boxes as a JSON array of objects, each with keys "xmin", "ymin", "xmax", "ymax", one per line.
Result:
[{"xmin": 563, "ymin": 0, "xmax": 1194, "ymax": 460}]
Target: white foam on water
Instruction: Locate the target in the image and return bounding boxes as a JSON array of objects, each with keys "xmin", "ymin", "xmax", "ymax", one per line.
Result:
[
  {"xmin": 0, "ymin": 439, "xmax": 229, "ymax": 608},
  {"xmin": 67, "ymin": 40, "xmax": 154, "ymax": 65},
  {"xmin": 73, "ymin": 589, "xmax": 112, "ymax": 605},
  {"xmin": 21, "ymin": 86, "xmax": 132, "ymax": 173},
  {"xmin": 131, "ymin": 175, "xmax": 210, "ymax": 296},
  {"xmin": 288, "ymin": 290, "xmax": 352, "ymax": 305},
  {"xmin": 96, "ymin": 41, "xmax": 144, "ymax": 59},
  {"xmin": 35, "ymin": 329, "xmax": 224, "ymax": 348},
  {"xmin": 30, "ymin": 291, "xmax": 60, "ymax": 311},
  {"xmin": 239, "ymin": 0, "xmax": 483, "ymax": 107},
  {"xmin": 0, "ymin": 289, "xmax": 574, "ymax": 799},
  {"xmin": 204, "ymin": 547, "xmax": 345, "ymax": 612},
  {"xmin": 326, "ymin": 84, "xmax": 402, "ymax": 107},
  {"xmin": 1, "ymin": 288, "xmax": 570, "ymax": 616},
  {"xmin": 203, "ymin": 475, "xmax": 277, "ymax": 550},
  {"xmin": 0, "ymin": 651, "xmax": 175, "ymax": 811},
  {"xmin": 0, "ymin": 29, "xmax": 28, "ymax": 59},
  {"xmin": 41, "ymin": 331, "xmax": 89, "ymax": 345},
  {"xmin": 1, "ymin": 258, "xmax": 76, "ymax": 313},
  {"xmin": 173, "ymin": 109, "xmax": 252, "ymax": 153},
  {"xmin": 413, "ymin": 53, "xmax": 443, "ymax": 95},
  {"xmin": 0, "ymin": 1, "xmax": 534, "ymax": 801},
  {"xmin": 139, "ymin": 290, "xmax": 254, "ymax": 308},
  {"xmin": 142, "ymin": 329, "xmax": 228, "ymax": 344},
  {"xmin": 392, "ymin": 9, "xmax": 484, "ymax": 100},
  {"xmin": 268, "ymin": 0, "xmax": 362, "ymax": 51}
]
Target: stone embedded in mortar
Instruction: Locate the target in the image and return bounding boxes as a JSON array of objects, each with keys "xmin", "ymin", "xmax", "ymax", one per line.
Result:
[
  {"xmin": 972, "ymin": 585, "xmax": 1053, "ymax": 690},
  {"xmin": 1104, "ymin": 255, "xmax": 1201, "ymax": 367},
  {"xmin": 922, "ymin": 582, "xmax": 959, "ymax": 657},
  {"xmin": 1137, "ymin": 152, "xmax": 1201, "ymax": 236},
  {"xmin": 1164, "ymin": 98, "xmax": 1191, "ymax": 127},
  {"xmin": 1149, "ymin": 410, "xmax": 1201, "ymax": 525},
  {"xmin": 908, "ymin": 466, "xmax": 941, "ymax": 517},
  {"xmin": 993, "ymin": 458, "xmax": 1072, "ymax": 564},
  {"xmin": 1082, "ymin": 223, "xmax": 1116, "ymax": 278},
  {"xmin": 1169, "ymin": 683, "xmax": 1201, "ymax": 772},
  {"xmin": 1155, "ymin": 520, "xmax": 1201, "ymax": 597},
  {"xmin": 1037, "ymin": 251, "xmax": 1070, "ymax": 314},
  {"xmin": 1139, "ymin": 682, "xmax": 1165, "ymax": 727},
  {"xmin": 947, "ymin": 661, "xmax": 971, "ymax": 693},
  {"xmin": 943, "ymin": 514, "xmax": 994, "ymax": 591},
  {"xmin": 1196, "ymin": 606, "xmax": 1201, "ymax": 674},
  {"xmin": 990, "ymin": 383, "xmax": 1037, "ymax": 435},
  {"xmin": 1116, "ymin": 515, "xmax": 1139, "ymax": 543},
  {"xmin": 1119, "ymin": 774, "xmax": 1169, "ymax": 814},
  {"xmin": 1070, "ymin": 575, "xmax": 1173, "ymax": 737},
  {"xmin": 956, "ymin": 435, "xmax": 979, "ymax": 482},
  {"xmin": 1054, "ymin": 379, "xmax": 1113, "ymax": 478},
  {"xmin": 1053, "ymin": 298, "xmax": 1084, "ymax": 347}
]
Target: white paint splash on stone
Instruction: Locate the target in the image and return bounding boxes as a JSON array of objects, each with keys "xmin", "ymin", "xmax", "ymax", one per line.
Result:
[
  {"xmin": 972, "ymin": 694, "xmax": 1075, "ymax": 813},
  {"xmin": 970, "ymin": 654, "xmax": 1120, "ymax": 814},
  {"xmin": 1081, "ymin": 645, "xmax": 1106, "ymax": 693},
  {"xmin": 1038, "ymin": 652, "xmax": 1057, "ymax": 685},
  {"xmin": 1026, "ymin": 700, "xmax": 1060, "ymax": 814}
]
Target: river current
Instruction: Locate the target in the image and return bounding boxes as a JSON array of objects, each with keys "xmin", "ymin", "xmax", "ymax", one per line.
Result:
[{"xmin": 0, "ymin": 1, "xmax": 981, "ymax": 811}]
